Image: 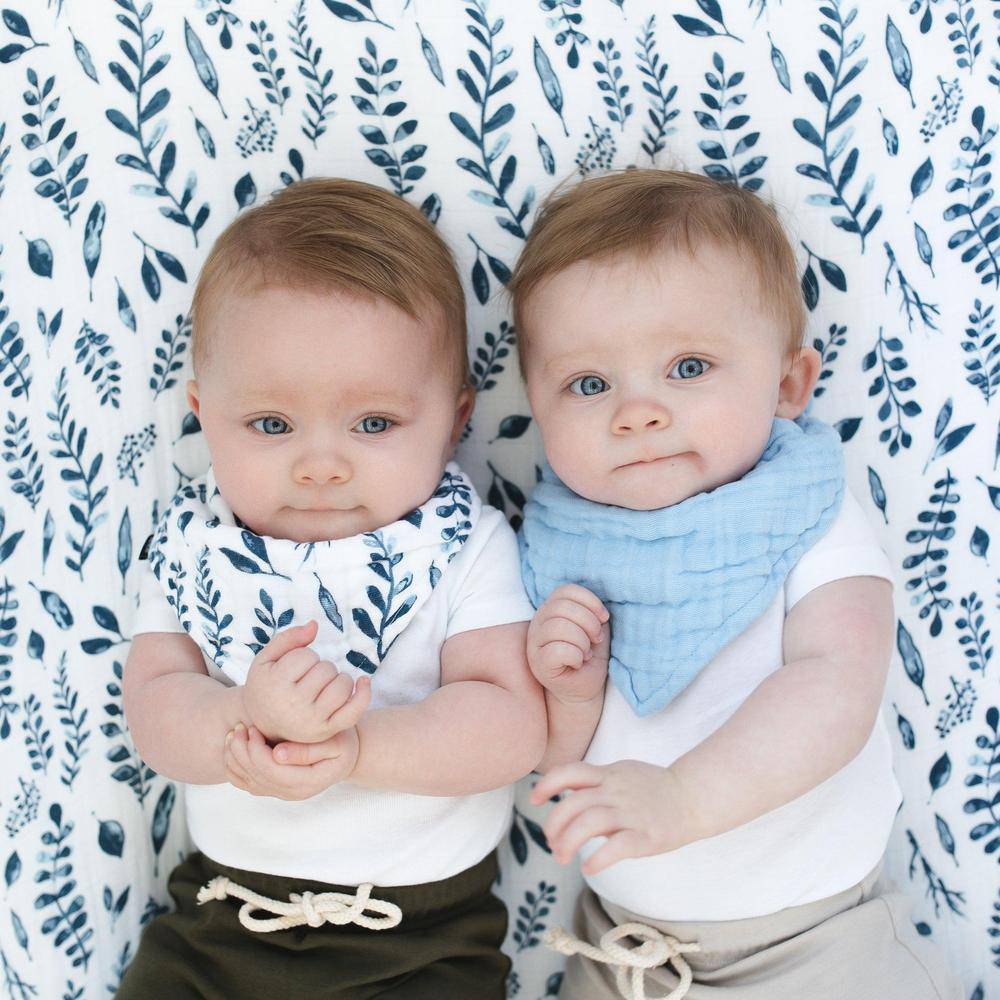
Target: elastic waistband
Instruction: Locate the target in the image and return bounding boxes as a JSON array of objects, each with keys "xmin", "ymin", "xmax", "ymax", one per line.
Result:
[
  {"xmin": 599, "ymin": 859, "xmax": 885, "ymax": 959},
  {"xmin": 196, "ymin": 850, "xmax": 499, "ymax": 923}
]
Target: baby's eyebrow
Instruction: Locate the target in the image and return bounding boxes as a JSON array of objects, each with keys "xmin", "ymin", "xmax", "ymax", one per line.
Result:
[{"xmin": 235, "ymin": 387, "xmax": 419, "ymax": 409}]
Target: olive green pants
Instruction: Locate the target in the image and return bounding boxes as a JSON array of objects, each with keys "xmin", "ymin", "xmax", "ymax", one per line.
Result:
[{"xmin": 116, "ymin": 851, "xmax": 509, "ymax": 1000}]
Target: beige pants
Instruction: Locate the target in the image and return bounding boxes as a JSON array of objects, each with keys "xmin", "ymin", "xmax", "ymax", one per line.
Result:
[{"xmin": 560, "ymin": 863, "xmax": 962, "ymax": 1000}]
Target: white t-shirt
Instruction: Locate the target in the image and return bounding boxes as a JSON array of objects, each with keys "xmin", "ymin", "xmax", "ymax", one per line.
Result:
[
  {"xmin": 133, "ymin": 505, "xmax": 535, "ymax": 887},
  {"xmin": 582, "ymin": 487, "xmax": 901, "ymax": 921}
]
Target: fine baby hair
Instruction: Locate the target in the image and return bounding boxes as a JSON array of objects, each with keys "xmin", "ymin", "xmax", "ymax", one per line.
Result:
[
  {"xmin": 189, "ymin": 176, "xmax": 469, "ymax": 387},
  {"xmin": 508, "ymin": 168, "xmax": 806, "ymax": 364}
]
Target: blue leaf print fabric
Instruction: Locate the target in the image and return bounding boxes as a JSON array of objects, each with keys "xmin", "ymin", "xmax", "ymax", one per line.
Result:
[{"xmin": 0, "ymin": 2, "xmax": 996, "ymax": 997}]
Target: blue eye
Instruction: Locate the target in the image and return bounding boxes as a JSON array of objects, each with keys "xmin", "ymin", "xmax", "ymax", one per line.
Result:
[
  {"xmin": 569, "ymin": 375, "xmax": 610, "ymax": 396},
  {"xmin": 250, "ymin": 416, "xmax": 290, "ymax": 435},
  {"xmin": 670, "ymin": 357, "xmax": 709, "ymax": 379},
  {"xmin": 356, "ymin": 415, "xmax": 393, "ymax": 434}
]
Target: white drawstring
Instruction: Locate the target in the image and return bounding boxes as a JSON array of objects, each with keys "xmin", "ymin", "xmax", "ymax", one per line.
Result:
[
  {"xmin": 196, "ymin": 875, "xmax": 402, "ymax": 933},
  {"xmin": 547, "ymin": 921, "xmax": 700, "ymax": 1000}
]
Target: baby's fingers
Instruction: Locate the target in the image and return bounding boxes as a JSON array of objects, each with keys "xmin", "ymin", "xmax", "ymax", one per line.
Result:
[
  {"xmin": 582, "ymin": 830, "xmax": 646, "ymax": 876},
  {"xmin": 226, "ymin": 724, "xmax": 254, "ymax": 775},
  {"xmin": 225, "ymin": 759, "xmax": 251, "ymax": 792},
  {"xmin": 326, "ymin": 676, "xmax": 370, "ymax": 731},
  {"xmin": 273, "ymin": 736, "xmax": 341, "ymax": 766},
  {"xmin": 530, "ymin": 762, "xmax": 603, "ymax": 806},
  {"xmin": 312, "ymin": 670, "xmax": 355, "ymax": 718},
  {"xmin": 256, "ymin": 620, "xmax": 318, "ymax": 666},
  {"xmin": 546, "ymin": 585, "xmax": 609, "ymax": 625},
  {"xmin": 539, "ymin": 598, "xmax": 606, "ymax": 645},
  {"xmin": 538, "ymin": 641, "xmax": 584, "ymax": 672},
  {"xmin": 543, "ymin": 787, "xmax": 605, "ymax": 854},
  {"xmin": 538, "ymin": 616, "xmax": 592, "ymax": 654},
  {"xmin": 551, "ymin": 805, "xmax": 620, "ymax": 866}
]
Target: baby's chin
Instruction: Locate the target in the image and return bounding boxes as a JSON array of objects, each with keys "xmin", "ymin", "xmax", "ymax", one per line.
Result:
[{"xmin": 560, "ymin": 467, "xmax": 699, "ymax": 512}]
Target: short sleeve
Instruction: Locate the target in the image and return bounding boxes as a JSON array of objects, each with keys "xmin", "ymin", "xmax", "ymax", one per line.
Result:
[
  {"xmin": 784, "ymin": 486, "xmax": 894, "ymax": 613},
  {"xmin": 133, "ymin": 561, "xmax": 185, "ymax": 635},
  {"xmin": 444, "ymin": 507, "xmax": 536, "ymax": 639}
]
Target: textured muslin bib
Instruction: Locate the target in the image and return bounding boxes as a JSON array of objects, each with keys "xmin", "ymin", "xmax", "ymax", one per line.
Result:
[
  {"xmin": 520, "ymin": 417, "xmax": 844, "ymax": 716},
  {"xmin": 146, "ymin": 461, "xmax": 480, "ymax": 682}
]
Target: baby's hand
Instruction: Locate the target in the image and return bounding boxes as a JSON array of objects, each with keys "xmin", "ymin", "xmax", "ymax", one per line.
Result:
[
  {"xmin": 527, "ymin": 584, "xmax": 610, "ymax": 705},
  {"xmin": 224, "ymin": 723, "xmax": 360, "ymax": 801},
  {"xmin": 242, "ymin": 621, "xmax": 370, "ymax": 744},
  {"xmin": 530, "ymin": 760, "xmax": 691, "ymax": 874}
]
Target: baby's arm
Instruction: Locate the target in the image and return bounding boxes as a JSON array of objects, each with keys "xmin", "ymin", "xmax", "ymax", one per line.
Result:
[
  {"xmin": 533, "ymin": 575, "xmax": 893, "ymax": 874},
  {"xmin": 273, "ymin": 620, "xmax": 548, "ymax": 795},
  {"xmin": 123, "ymin": 630, "xmax": 247, "ymax": 784},
  {"xmin": 528, "ymin": 585, "xmax": 611, "ymax": 771}
]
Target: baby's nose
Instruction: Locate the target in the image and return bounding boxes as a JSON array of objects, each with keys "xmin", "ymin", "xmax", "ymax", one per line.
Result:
[
  {"xmin": 612, "ymin": 400, "xmax": 670, "ymax": 435},
  {"xmin": 293, "ymin": 451, "xmax": 351, "ymax": 485}
]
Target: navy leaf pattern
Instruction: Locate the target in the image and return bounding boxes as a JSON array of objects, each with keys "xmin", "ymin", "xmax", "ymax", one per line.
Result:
[{"xmin": 0, "ymin": 2, "xmax": 995, "ymax": 995}]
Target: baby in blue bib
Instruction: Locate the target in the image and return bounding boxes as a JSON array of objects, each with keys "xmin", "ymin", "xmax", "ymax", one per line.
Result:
[{"xmin": 511, "ymin": 170, "xmax": 960, "ymax": 1000}]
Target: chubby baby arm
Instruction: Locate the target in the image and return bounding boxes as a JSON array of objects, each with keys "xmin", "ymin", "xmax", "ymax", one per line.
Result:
[
  {"xmin": 123, "ymin": 630, "xmax": 248, "ymax": 785},
  {"xmin": 274, "ymin": 620, "xmax": 547, "ymax": 795},
  {"xmin": 528, "ymin": 584, "xmax": 611, "ymax": 771},
  {"xmin": 532, "ymin": 575, "xmax": 894, "ymax": 873}
]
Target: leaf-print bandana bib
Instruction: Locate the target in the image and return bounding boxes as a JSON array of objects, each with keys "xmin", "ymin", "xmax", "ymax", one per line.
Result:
[{"xmin": 146, "ymin": 462, "xmax": 480, "ymax": 683}]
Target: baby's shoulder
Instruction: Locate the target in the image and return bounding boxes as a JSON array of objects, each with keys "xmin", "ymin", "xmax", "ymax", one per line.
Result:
[{"xmin": 784, "ymin": 486, "xmax": 893, "ymax": 612}]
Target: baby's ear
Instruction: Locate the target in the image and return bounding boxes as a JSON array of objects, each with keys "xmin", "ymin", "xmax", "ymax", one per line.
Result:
[
  {"xmin": 186, "ymin": 379, "xmax": 201, "ymax": 419},
  {"xmin": 450, "ymin": 385, "xmax": 475, "ymax": 447},
  {"xmin": 775, "ymin": 346, "xmax": 821, "ymax": 419}
]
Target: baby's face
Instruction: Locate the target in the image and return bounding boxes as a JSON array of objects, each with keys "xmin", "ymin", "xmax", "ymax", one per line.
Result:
[
  {"xmin": 522, "ymin": 244, "xmax": 797, "ymax": 510},
  {"xmin": 188, "ymin": 285, "xmax": 471, "ymax": 542}
]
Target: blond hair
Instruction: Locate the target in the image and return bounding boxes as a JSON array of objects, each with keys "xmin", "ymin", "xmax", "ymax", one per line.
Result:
[
  {"xmin": 190, "ymin": 178, "xmax": 468, "ymax": 386},
  {"xmin": 509, "ymin": 169, "xmax": 805, "ymax": 367}
]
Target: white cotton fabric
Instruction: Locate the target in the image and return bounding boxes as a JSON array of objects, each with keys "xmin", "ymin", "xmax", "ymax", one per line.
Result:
[
  {"xmin": 134, "ymin": 504, "xmax": 535, "ymax": 886},
  {"xmin": 582, "ymin": 487, "xmax": 901, "ymax": 922}
]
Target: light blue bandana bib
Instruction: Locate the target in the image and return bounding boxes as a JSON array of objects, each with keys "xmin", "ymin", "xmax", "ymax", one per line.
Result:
[
  {"xmin": 520, "ymin": 417, "xmax": 844, "ymax": 717},
  {"xmin": 147, "ymin": 462, "xmax": 479, "ymax": 684}
]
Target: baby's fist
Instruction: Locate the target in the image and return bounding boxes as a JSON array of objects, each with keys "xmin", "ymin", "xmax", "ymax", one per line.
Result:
[{"xmin": 528, "ymin": 584, "xmax": 610, "ymax": 705}]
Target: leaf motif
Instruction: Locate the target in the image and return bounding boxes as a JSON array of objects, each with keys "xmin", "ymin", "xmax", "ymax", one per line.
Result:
[
  {"xmin": 315, "ymin": 577, "xmax": 343, "ymax": 631},
  {"xmin": 184, "ymin": 19, "xmax": 225, "ymax": 114},
  {"xmin": 93, "ymin": 605, "xmax": 120, "ymax": 633},
  {"xmin": 867, "ymin": 466, "xmax": 887, "ymax": 521},
  {"xmin": 234, "ymin": 172, "xmax": 257, "ymax": 208},
  {"xmin": 509, "ymin": 817, "xmax": 528, "ymax": 864},
  {"xmin": 151, "ymin": 783, "xmax": 176, "ymax": 859},
  {"xmin": 673, "ymin": 15, "xmax": 718, "ymax": 38},
  {"xmin": 532, "ymin": 38, "xmax": 567, "ymax": 136},
  {"xmin": 71, "ymin": 32, "xmax": 99, "ymax": 82},
  {"xmin": 323, "ymin": 1, "xmax": 366, "ymax": 22},
  {"xmin": 352, "ymin": 607, "xmax": 379, "ymax": 641},
  {"xmin": 471, "ymin": 257, "xmax": 489, "ymax": 305},
  {"xmin": 766, "ymin": 33, "xmax": 791, "ymax": 92},
  {"xmin": 495, "ymin": 414, "xmax": 531, "ymax": 440},
  {"xmin": 219, "ymin": 547, "xmax": 262, "ymax": 575},
  {"xmin": 885, "ymin": 16, "xmax": 914, "ymax": 106},
  {"xmin": 928, "ymin": 752, "xmax": 951, "ymax": 795},
  {"xmin": 910, "ymin": 157, "xmax": 933, "ymax": 201},
  {"xmin": 896, "ymin": 619, "xmax": 928, "ymax": 705},
  {"xmin": 801, "ymin": 264, "xmax": 819, "ymax": 311},
  {"xmin": 346, "ymin": 649, "xmax": 377, "ymax": 674},
  {"xmin": 98, "ymin": 818, "xmax": 125, "ymax": 857},
  {"xmin": 934, "ymin": 813, "xmax": 957, "ymax": 864},
  {"xmin": 26, "ymin": 237, "xmax": 53, "ymax": 278},
  {"xmin": 969, "ymin": 525, "xmax": 989, "ymax": 559},
  {"xmin": 417, "ymin": 24, "xmax": 444, "ymax": 85},
  {"xmin": 4, "ymin": 851, "xmax": 21, "ymax": 887},
  {"xmin": 82, "ymin": 201, "xmax": 105, "ymax": 282}
]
